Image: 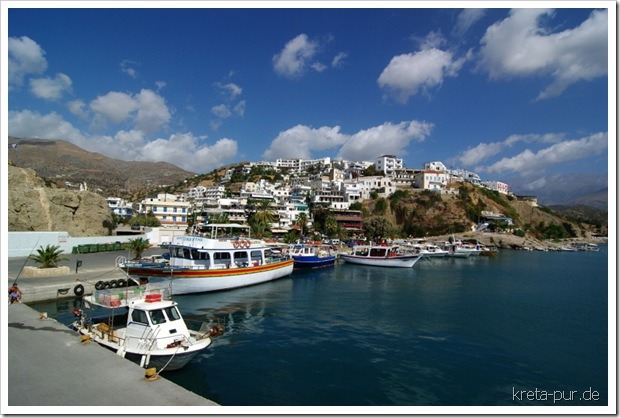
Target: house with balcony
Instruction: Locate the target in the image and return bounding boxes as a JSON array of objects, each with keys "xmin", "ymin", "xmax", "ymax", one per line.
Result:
[
  {"xmin": 139, "ymin": 193, "xmax": 190, "ymax": 226},
  {"xmin": 413, "ymin": 170, "xmax": 448, "ymax": 191},
  {"xmin": 376, "ymin": 155, "xmax": 403, "ymax": 176},
  {"xmin": 106, "ymin": 197, "xmax": 133, "ymax": 218}
]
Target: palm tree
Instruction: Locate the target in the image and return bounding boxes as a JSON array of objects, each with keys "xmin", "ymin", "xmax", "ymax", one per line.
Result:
[
  {"xmin": 29, "ymin": 245, "xmax": 69, "ymax": 268},
  {"xmin": 126, "ymin": 237, "xmax": 151, "ymax": 260},
  {"xmin": 296, "ymin": 212, "xmax": 308, "ymax": 237}
]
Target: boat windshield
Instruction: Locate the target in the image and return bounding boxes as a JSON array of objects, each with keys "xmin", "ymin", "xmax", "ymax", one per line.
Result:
[
  {"xmin": 149, "ymin": 309, "xmax": 166, "ymax": 325},
  {"xmin": 164, "ymin": 306, "xmax": 181, "ymax": 321}
]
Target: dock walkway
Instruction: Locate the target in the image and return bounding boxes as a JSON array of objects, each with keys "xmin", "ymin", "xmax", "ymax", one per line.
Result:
[{"xmin": 5, "ymin": 300, "xmax": 218, "ymax": 411}]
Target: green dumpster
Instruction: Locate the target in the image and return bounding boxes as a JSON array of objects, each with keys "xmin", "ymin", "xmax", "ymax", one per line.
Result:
[
  {"xmin": 115, "ymin": 243, "xmax": 123, "ymax": 251},
  {"xmin": 107, "ymin": 244, "xmax": 115, "ymax": 251},
  {"xmin": 78, "ymin": 245, "xmax": 90, "ymax": 253},
  {"xmin": 89, "ymin": 244, "xmax": 99, "ymax": 253},
  {"xmin": 98, "ymin": 244, "xmax": 107, "ymax": 252},
  {"xmin": 72, "ymin": 246, "xmax": 78, "ymax": 254}
]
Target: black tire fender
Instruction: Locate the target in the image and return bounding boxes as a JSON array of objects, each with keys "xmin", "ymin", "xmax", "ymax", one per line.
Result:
[
  {"xmin": 73, "ymin": 284, "xmax": 85, "ymax": 297},
  {"xmin": 95, "ymin": 281, "xmax": 105, "ymax": 290}
]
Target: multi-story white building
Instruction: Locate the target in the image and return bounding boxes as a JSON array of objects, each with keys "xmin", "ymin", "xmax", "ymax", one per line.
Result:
[
  {"xmin": 482, "ymin": 181, "xmax": 510, "ymax": 195},
  {"xmin": 376, "ymin": 155, "xmax": 403, "ymax": 176},
  {"xmin": 357, "ymin": 176, "xmax": 396, "ymax": 199},
  {"xmin": 140, "ymin": 194, "xmax": 190, "ymax": 226}
]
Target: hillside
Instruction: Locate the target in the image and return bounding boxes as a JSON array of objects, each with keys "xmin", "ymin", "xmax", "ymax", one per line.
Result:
[
  {"xmin": 8, "ymin": 137, "xmax": 195, "ymax": 197},
  {"xmin": 361, "ymin": 183, "xmax": 604, "ymax": 242}
]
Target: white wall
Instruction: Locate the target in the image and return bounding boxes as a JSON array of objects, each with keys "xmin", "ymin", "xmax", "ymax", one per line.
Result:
[{"xmin": 8, "ymin": 232, "xmax": 138, "ymax": 258}]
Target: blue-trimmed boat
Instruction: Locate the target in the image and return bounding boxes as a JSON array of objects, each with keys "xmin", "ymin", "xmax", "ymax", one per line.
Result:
[{"xmin": 290, "ymin": 244, "xmax": 337, "ymax": 269}]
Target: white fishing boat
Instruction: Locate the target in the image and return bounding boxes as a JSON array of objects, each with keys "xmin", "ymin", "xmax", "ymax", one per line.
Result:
[
  {"xmin": 72, "ymin": 285, "xmax": 212, "ymax": 372},
  {"xmin": 117, "ymin": 224, "xmax": 294, "ymax": 295},
  {"xmin": 340, "ymin": 245, "xmax": 420, "ymax": 268}
]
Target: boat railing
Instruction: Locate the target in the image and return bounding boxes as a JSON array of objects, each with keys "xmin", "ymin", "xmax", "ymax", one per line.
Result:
[{"xmin": 89, "ymin": 285, "xmax": 172, "ymax": 308}]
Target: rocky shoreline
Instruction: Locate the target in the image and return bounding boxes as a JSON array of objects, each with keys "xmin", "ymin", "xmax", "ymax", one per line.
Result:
[{"xmin": 423, "ymin": 231, "xmax": 608, "ymax": 251}]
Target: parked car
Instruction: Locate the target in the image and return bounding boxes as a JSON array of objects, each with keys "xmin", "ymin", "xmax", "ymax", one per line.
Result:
[{"xmin": 131, "ymin": 224, "xmax": 141, "ymax": 231}]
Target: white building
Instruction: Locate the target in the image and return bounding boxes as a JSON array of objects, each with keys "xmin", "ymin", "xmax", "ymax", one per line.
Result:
[
  {"xmin": 106, "ymin": 197, "xmax": 133, "ymax": 217},
  {"xmin": 376, "ymin": 155, "xmax": 403, "ymax": 176},
  {"xmin": 482, "ymin": 181, "xmax": 510, "ymax": 195},
  {"xmin": 140, "ymin": 194, "xmax": 190, "ymax": 226}
]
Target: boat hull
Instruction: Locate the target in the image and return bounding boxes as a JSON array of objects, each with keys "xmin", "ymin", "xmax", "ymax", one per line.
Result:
[
  {"xmin": 292, "ymin": 255, "xmax": 337, "ymax": 269},
  {"xmin": 74, "ymin": 326, "xmax": 211, "ymax": 372},
  {"xmin": 340, "ymin": 254, "xmax": 419, "ymax": 268},
  {"xmin": 122, "ymin": 259, "xmax": 295, "ymax": 295}
]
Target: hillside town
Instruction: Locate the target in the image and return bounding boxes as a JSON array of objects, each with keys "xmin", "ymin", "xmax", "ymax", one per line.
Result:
[{"xmin": 105, "ymin": 155, "xmax": 521, "ymax": 240}]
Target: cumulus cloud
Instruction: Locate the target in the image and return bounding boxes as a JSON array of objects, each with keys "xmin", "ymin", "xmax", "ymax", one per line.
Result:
[
  {"xmin": 273, "ymin": 34, "xmax": 319, "ymax": 78},
  {"xmin": 8, "ymin": 109, "xmax": 238, "ymax": 173},
  {"xmin": 262, "ymin": 120, "xmax": 433, "ymax": 162},
  {"xmin": 90, "ymin": 91, "xmax": 139, "ymax": 123},
  {"xmin": 378, "ymin": 32, "xmax": 470, "ymax": 103},
  {"xmin": 480, "ymin": 132, "xmax": 608, "ymax": 176},
  {"xmin": 29, "ymin": 73, "xmax": 72, "ymax": 100},
  {"xmin": 478, "ymin": 8, "xmax": 608, "ymax": 99},
  {"xmin": 89, "ymin": 89, "xmax": 171, "ymax": 134},
  {"xmin": 8, "ymin": 109, "xmax": 85, "ymax": 143},
  {"xmin": 8, "ymin": 36, "xmax": 47, "ymax": 87},
  {"xmin": 134, "ymin": 89, "xmax": 172, "ymax": 134},
  {"xmin": 67, "ymin": 99, "xmax": 88, "ymax": 118},
  {"xmin": 337, "ymin": 121, "xmax": 433, "ymax": 161},
  {"xmin": 263, "ymin": 125, "xmax": 349, "ymax": 160},
  {"xmin": 210, "ymin": 80, "xmax": 245, "ymax": 130}
]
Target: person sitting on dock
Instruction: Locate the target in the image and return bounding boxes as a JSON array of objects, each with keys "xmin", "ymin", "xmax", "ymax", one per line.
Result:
[{"xmin": 8, "ymin": 283, "xmax": 22, "ymax": 304}]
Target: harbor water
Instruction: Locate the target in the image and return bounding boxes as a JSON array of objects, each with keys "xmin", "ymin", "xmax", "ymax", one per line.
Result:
[{"xmin": 31, "ymin": 247, "xmax": 609, "ymax": 407}]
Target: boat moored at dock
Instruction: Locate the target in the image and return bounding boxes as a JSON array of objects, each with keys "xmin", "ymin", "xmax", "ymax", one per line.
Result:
[
  {"xmin": 340, "ymin": 245, "xmax": 420, "ymax": 268},
  {"xmin": 117, "ymin": 224, "xmax": 294, "ymax": 295},
  {"xmin": 72, "ymin": 285, "xmax": 212, "ymax": 372},
  {"xmin": 290, "ymin": 244, "xmax": 337, "ymax": 269}
]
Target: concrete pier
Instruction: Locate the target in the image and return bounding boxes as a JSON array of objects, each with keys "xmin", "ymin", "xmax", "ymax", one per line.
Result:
[{"xmin": 5, "ymin": 301, "xmax": 219, "ymax": 411}]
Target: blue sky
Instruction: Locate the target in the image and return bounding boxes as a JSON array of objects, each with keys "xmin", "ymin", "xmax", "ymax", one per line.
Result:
[{"xmin": 4, "ymin": 3, "xmax": 613, "ymax": 203}]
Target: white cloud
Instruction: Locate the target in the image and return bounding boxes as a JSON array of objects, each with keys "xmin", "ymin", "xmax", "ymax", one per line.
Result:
[
  {"xmin": 8, "ymin": 109, "xmax": 85, "ymax": 143},
  {"xmin": 67, "ymin": 100, "xmax": 88, "ymax": 118},
  {"xmin": 141, "ymin": 133, "xmax": 238, "ymax": 173},
  {"xmin": 481, "ymin": 132, "xmax": 608, "ymax": 176},
  {"xmin": 29, "ymin": 73, "xmax": 72, "ymax": 100},
  {"xmin": 120, "ymin": 59, "xmax": 139, "ymax": 78},
  {"xmin": 331, "ymin": 52, "xmax": 347, "ymax": 68},
  {"xmin": 478, "ymin": 8, "xmax": 608, "ymax": 99},
  {"xmin": 273, "ymin": 34, "xmax": 319, "ymax": 78},
  {"xmin": 378, "ymin": 48, "xmax": 465, "ymax": 103},
  {"xmin": 211, "ymin": 104, "xmax": 231, "ymax": 119},
  {"xmin": 453, "ymin": 9, "xmax": 487, "ymax": 37},
  {"xmin": 88, "ymin": 89, "xmax": 170, "ymax": 134},
  {"xmin": 263, "ymin": 121, "xmax": 433, "ymax": 162},
  {"xmin": 90, "ymin": 91, "xmax": 138, "ymax": 123},
  {"xmin": 8, "ymin": 109, "xmax": 238, "ymax": 173},
  {"xmin": 155, "ymin": 81, "xmax": 167, "ymax": 91},
  {"xmin": 454, "ymin": 133, "xmax": 566, "ymax": 167},
  {"xmin": 8, "ymin": 36, "xmax": 47, "ymax": 87},
  {"xmin": 378, "ymin": 31, "xmax": 470, "ymax": 104},
  {"xmin": 233, "ymin": 100, "xmax": 246, "ymax": 117},
  {"xmin": 134, "ymin": 89, "xmax": 171, "ymax": 134},
  {"xmin": 263, "ymin": 125, "xmax": 348, "ymax": 160},
  {"xmin": 337, "ymin": 121, "xmax": 433, "ymax": 162},
  {"xmin": 216, "ymin": 82, "xmax": 242, "ymax": 100}
]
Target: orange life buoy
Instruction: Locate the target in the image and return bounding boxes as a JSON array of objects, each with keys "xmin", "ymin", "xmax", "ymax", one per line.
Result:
[
  {"xmin": 233, "ymin": 240, "xmax": 240, "ymax": 249},
  {"xmin": 244, "ymin": 240, "xmax": 251, "ymax": 248}
]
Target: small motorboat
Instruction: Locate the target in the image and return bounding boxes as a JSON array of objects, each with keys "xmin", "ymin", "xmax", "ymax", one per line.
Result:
[{"xmin": 72, "ymin": 285, "xmax": 212, "ymax": 372}]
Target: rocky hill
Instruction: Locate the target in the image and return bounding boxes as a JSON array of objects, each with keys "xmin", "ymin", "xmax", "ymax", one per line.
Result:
[
  {"xmin": 8, "ymin": 165, "xmax": 113, "ymax": 236},
  {"xmin": 361, "ymin": 182, "xmax": 604, "ymax": 242},
  {"xmin": 8, "ymin": 137, "xmax": 195, "ymax": 197}
]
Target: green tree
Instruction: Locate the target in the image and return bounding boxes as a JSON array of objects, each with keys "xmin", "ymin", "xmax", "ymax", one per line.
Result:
[
  {"xmin": 126, "ymin": 237, "xmax": 151, "ymax": 260},
  {"xmin": 296, "ymin": 212, "xmax": 309, "ymax": 237},
  {"xmin": 363, "ymin": 217, "xmax": 396, "ymax": 241},
  {"xmin": 29, "ymin": 245, "xmax": 69, "ymax": 268},
  {"xmin": 324, "ymin": 215, "xmax": 338, "ymax": 238}
]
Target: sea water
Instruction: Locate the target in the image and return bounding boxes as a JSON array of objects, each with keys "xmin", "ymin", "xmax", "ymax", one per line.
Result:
[{"xmin": 31, "ymin": 247, "xmax": 609, "ymax": 408}]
